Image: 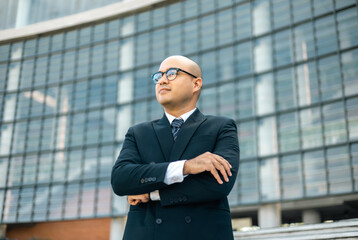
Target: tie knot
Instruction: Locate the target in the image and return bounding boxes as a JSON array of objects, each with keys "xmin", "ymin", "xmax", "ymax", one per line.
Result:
[{"xmin": 171, "ymin": 118, "xmax": 184, "ymax": 128}]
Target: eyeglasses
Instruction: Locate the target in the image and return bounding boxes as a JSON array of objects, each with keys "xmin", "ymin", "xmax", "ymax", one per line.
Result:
[{"xmin": 151, "ymin": 68, "xmax": 198, "ymax": 84}]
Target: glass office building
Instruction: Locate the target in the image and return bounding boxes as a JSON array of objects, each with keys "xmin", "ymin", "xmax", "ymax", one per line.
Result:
[{"xmin": 0, "ymin": 0, "xmax": 358, "ymax": 237}]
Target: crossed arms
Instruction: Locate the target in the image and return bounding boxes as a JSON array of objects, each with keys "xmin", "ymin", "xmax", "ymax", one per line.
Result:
[{"xmin": 111, "ymin": 118, "xmax": 240, "ymax": 206}]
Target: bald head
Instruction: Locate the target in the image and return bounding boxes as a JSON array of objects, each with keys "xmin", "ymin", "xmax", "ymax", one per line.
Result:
[{"xmin": 159, "ymin": 55, "xmax": 202, "ymax": 78}]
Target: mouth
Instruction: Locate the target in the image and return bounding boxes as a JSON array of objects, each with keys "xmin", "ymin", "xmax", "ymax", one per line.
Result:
[{"xmin": 158, "ymin": 88, "xmax": 171, "ymax": 93}]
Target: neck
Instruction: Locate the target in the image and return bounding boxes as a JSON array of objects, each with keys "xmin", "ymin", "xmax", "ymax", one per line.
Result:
[{"xmin": 164, "ymin": 105, "xmax": 196, "ymax": 118}]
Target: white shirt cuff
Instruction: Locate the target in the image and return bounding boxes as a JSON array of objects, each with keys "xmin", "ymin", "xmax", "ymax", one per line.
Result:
[
  {"xmin": 150, "ymin": 190, "xmax": 160, "ymax": 201},
  {"xmin": 164, "ymin": 160, "xmax": 186, "ymax": 185}
]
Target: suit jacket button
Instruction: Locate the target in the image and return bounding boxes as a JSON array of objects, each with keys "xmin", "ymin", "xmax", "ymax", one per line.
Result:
[
  {"xmin": 156, "ymin": 218, "xmax": 162, "ymax": 224},
  {"xmin": 140, "ymin": 179, "xmax": 145, "ymax": 183},
  {"xmin": 185, "ymin": 216, "xmax": 191, "ymax": 223}
]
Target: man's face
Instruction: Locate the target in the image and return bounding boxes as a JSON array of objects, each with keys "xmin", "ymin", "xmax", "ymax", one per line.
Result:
[{"xmin": 155, "ymin": 58, "xmax": 196, "ymax": 110}]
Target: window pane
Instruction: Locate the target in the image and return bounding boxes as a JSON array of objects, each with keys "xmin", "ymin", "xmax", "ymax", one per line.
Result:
[
  {"xmin": 200, "ymin": 15, "xmax": 215, "ymax": 50},
  {"xmin": 313, "ymin": 0, "xmax": 334, "ymax": 16},
  {"xmin": 253, "ymin": 0, "xmax": 271, "ymax": 36},
  {"xmin": 256, "ymin": 73, "xmax": 274, "ymax": 115},
  {"xmin": 64, "ymin": 183, "xmax": 80, "ymax": 219},
  {"xmin": 80, "ymin": 182, "xmax": 96, "ymax": 217},
  {"xmin": 327, "ymin": 146, "xmax": 351, "ymax": 194},
  {"xmin": 218, "ymin": 9, "xmax": 234, "ymax": 45},
  {"xmin": 49, "ymin": 184, "xmax": 64, "ymax": 220},
  {"xmin": 318, "ymin": 55, "xmax": 342, "ymax": 101},
  {"xmin": 323, "ymin": 101, "xmax": 347, "ymax": 145},
  {"xmin": 258, "ymin": 116, "xmax": 277, "ymax": 156},
  {"xmin": 239, "ymin": 161, "xmax": 259, "ymax": 203},
  {"xmin": 274, "ymin": 30, "xmax": 293, "ymax": 67},
  {"xmin": 300, "ymin": 107, "xmax": 323, "ymax": 149},
  {"xmin": 236, "ymin": 41, "xmax": 253, "ymax": 77},
  {"xmin": 34, "ymin": 186, "xmax": 49, "ymax": 221},
  {"xmin": 351, "ymin": 143, "xmax": 358, "ymax": 191},
  {"xmin": 347, "ymin": 97, "xmax": 358, "ymax": 140},
  {"xmin": 260, "ymin": 158, "xmax": 280, "ymax": 201},
  {"xmin": 237, "ymin": 78, "xmax": 254, "ymax": 119},
  {"xmin": 239, "ymin": 121, "xmax": 257, "ymax": 158},
  {"xmin": 315, "ymin": 15, "xmax": 338, "ymax": 56},
  {"xmin": 272, "ymin": 0, "xmax": 291, "ymax": 29},
  {"xmin": 88, "ymin": 78, "xmax": 103, "ymax": 108},
  {"xmin": 91, "ymin": 44, "xmax": 104, "ymax": 75},
  {"xmin": 294, "ymin": 22, "xmax": 315, "ymax": 62},
  {"xmin": 201, "ymin": 51, "xmax": 217, "ymax": 85},
  {"xmin": 199, "ymin": 87, "xmax": 217, "ymax": 116},
  {"xmin": 278, "ymin": 112, "xmax": 300, "ymax": 152},
  {"xmin": 254, "ymin": 36, "xmax": 272, "ymax": 73},
  {"xmin": 281, "ymin": 154, "xmax": 303, "ymax": 199},
  {"xmin": 235, "ymin": 3, "xmax": 251, "ymax": 40},
  {"xmin": 183, "ymin": 19, "xmax": 198, "ymax": 54},
  {"xmin": 219, "ymin": 82, "xmax": 235, "ymax": 119},
  {"xmin": 337, "ymin": 8, "xmax": 358, "ymax": 49},
  {"xmin": 218, "ymin": 46, "xmax": 234, "ymax": 82},
  {"xmin": 292, "ymin": 0, "xmax": 312, "ymax": 23},
  {"xmin": 276, "ymin": 68, "xmax": 296, "ymax": 111},
  {"xmin": 303, "ymin": 150, "xmax": 327, "ymax": 196},
  {"xmin": 296, "ymin": 62, "xmax": 320, "ymax": 106},
  {"xmin": 151, "ymin": 29, "xmax": 165, "ymax": 63},
  {"xmin": 341, "ymin": 49, "xmax": 358, "ymax": 96}
]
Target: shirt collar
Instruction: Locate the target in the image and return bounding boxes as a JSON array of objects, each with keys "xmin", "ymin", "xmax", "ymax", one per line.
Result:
[{"xmin": 165, "ymin": 108, "xmax": 197, "ymax": 125}]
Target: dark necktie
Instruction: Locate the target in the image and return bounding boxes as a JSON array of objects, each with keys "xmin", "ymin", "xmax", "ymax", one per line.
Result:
[{"xmin": 171, "ymin": 118, "xmax": 184, "ymax": 141}]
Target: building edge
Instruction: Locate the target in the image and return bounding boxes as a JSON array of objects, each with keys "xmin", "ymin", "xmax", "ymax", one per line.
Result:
[{"xmin": 0, "ymin": 0, "xmax": 169, "ymax": 43}]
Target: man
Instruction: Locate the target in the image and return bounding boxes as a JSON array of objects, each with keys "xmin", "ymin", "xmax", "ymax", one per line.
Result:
[{"xmin": 111, "ymin": 55, "xmax": 240, "ymax": 240}]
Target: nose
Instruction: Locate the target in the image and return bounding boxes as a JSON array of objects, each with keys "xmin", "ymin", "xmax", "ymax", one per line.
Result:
[{"xmin": 157, "ymin": 74, "xmax": 169, "ymax": 85}]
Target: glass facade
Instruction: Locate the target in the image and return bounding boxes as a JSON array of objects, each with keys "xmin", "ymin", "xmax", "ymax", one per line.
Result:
[
  {"xmin": 0, "ymin": 0, "xmax": 358, "ymax": 224},
  {"xmin": 0, "ymin": 0, "xmax": 124, "ymax": 30}
]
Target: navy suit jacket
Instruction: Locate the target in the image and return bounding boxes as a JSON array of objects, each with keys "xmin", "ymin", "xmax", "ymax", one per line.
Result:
[{"xmin": 111, "ymin": 109, "xmax": 240, "ymax": 240}]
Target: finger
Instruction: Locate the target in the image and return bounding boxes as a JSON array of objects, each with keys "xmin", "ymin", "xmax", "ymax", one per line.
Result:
[
  {"xmin": 212, "ymin": 159, "xmax": 229, "ymax": 182},
  {"xmin": 210, "ymin": 167, "xmax": 223, "ymax": 184},
  {"xmin": 213, "ymin": 155, "xmax": 232, "ymax": 177}
]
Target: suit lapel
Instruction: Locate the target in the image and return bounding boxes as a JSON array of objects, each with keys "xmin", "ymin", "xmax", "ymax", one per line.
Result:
[
  {"xmin": 169, "ymin": 109, "xmax": 206, "ymax": 162},
  {"xmin": 152, "ymin": 115, "xmax": 174, "ymax": 162}
]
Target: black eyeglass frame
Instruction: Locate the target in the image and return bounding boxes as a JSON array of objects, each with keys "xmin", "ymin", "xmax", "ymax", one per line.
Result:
[{"xmin": 151, "ymin": 68, "xmax": 198, "ymax": 84}]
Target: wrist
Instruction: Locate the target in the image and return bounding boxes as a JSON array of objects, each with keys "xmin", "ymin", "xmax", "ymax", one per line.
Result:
[{"xmin": 183, "ymin": 160, "xmax": 191, "ymax": 175}]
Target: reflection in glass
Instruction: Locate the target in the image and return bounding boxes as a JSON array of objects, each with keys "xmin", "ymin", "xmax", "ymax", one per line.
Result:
[
  {"xmin": 281, "ymin": 154, "xmax": 303, "ymax": 199},
  {"xmin": 260, "ymin": 158, "xmax": 280, "ymax": 201},
  {"xmin": 327, "ymin": 146, "xmax": 351, "ymax": 194},
  {"xmin": 239, "ymin": 121, "xmax": 257, "ymax": 158},
  {"xmin": 319, "ymin": 55, "xmax": 342, "ymax": 101},
  {"xmin": 254, "ymin": 36, "xmax": 272, "ymax": 73},
  {"xmin": 347, "ymin": 97, "xmax": 358, "ymax": 140},
  {"xmin": 300, "ymin": 107, "xmax": 323, "ymax": 149},
  {"xmin": 256, "ymin": 73, "xmax": 274, "ymax": 115},
  {"xmin": 258, "ymin": 116, "xmax": 277, "ymax": 156},
  {"xmin": 351, "ymin": 143, "xmax": 358, "ymax": 191},
  {"xmin": 239, "ymin": 161, "xmax": 259, "ymax": 203},
  {"xmin": 294, "ymin": 22, "xmax": 315, "ymax": 62},
  {"xmin": 237, "ymin": 78, "xmax": 254, "ymax": 119},
  {"xmin": 278, "ymin": 112, "xmax": 300, "ymax": 152},
  {"xmin": 296, "ymin": 62, "xmax": 319, "ymax": 106},
  {"xmin": 304, "ymin": 150, "xmax": 327, "ymax": 196},
  {"xmin": 219, "ymin": 82, "xmax": 235, "ymax": 119},
  {"xmin": 276, "ymin": 68, "xmax": 296, "ymax": 111},
  {"xmin": 341, "ymin": 49, "xmax": 358, "ymax": 96},
  {"xmin": 315, "ymin": 15, "xmax": 338, "ymax": 56},
  {"xmin": 323, "ymin": 101, "xmax": 347, "ymax": 145},
  {"xmin": 253, "ymin": 0, "xmax": 271, "ymax": 36}
]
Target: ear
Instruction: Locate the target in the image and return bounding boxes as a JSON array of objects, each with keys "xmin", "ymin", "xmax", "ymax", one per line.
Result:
[{"xmin": 193, "ymin": 78, "xmax": 202, "ymax": 93}]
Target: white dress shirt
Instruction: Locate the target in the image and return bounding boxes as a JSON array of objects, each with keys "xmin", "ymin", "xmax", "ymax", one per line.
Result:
[{"xmin": 150, "ymin": 108, "xmax": 196, "ymax": 201}]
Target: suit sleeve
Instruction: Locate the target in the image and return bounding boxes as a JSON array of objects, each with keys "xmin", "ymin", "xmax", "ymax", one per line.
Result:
[
  {"xmin": 158, "ymin": 119, "xmax": 240, "ymax": 206},
  {"xmin": 111, "ymin": 127, "xmax": 169, "ymax": 196}
]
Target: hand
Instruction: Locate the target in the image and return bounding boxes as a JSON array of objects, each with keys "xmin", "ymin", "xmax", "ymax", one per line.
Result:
[
  {"xmin": 183, "ymin": 152, "xmax": 232, "ymax": 184},
  {"xmin": 128, "ymin": 193, "xmax": 150, "ymax": 205}
]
